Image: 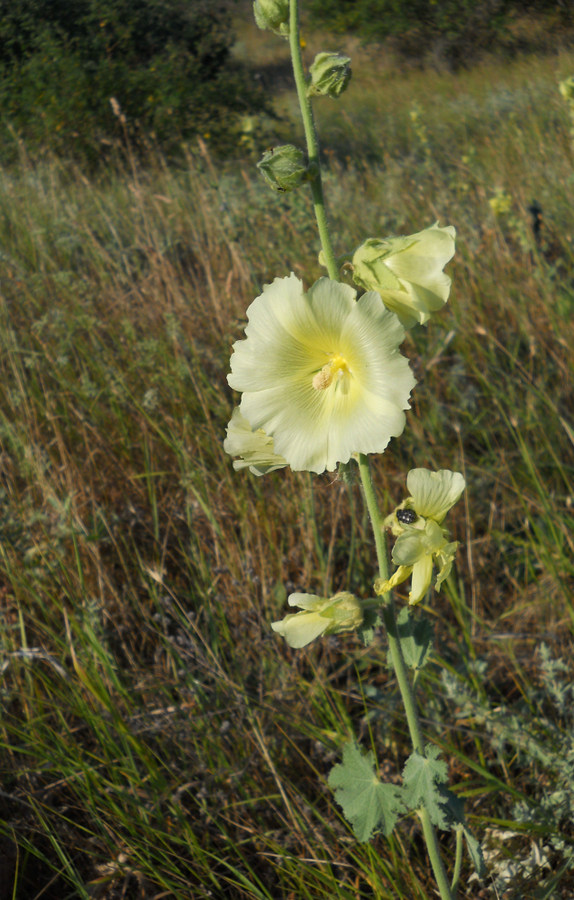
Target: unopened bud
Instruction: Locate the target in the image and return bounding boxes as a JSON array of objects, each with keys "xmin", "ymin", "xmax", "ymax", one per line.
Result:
[
  {"xmin": 253, "ymin": 0, "xmax": 290, "ymax": 36},
  {"xmin": 257, "ymin": 144, "xmax": 310, "ymax": 192},
  {"xmin": 308, "ymin": 52, "xmax": 351, "ymax": 99}
]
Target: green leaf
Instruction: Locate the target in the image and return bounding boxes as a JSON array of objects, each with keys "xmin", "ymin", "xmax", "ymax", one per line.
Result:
[
  {"xmin": 463, "ymin": 826, "xmax": 486, "ymax": 879},
  {"xmin": 402, "ymin": 744, "xmax": 450, "ymax": 828},
  {"xmin": 328, "ymin": 742, "xmax": 405, "ymax": 842},
  {"xmin": 440, "ymin": 793, "xmax": 486, "ymax": 879},
  {"xmin": 392, "ymin": 606, "xmax": 434, "ymax": 669},
  {"xmin": 357, "ymin": 607, "xmax": 380, "ymax": 646}
]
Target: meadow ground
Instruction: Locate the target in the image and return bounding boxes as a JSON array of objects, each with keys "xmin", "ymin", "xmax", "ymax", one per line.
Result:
[{"xmin": 0, "ymin": 15, "xmax": 573, "ymax": 900}]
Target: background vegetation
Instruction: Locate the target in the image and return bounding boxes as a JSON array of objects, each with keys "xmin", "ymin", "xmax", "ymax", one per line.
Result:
[
  {"xmin": 0, "ymin": 2, "xmax": 573, "ymax": 899},
  {"xmin": 0, "ymin": 0, "xmax": 270, "ymax": 163},
  {"xmin": 307, "ymin": 0, "xmax": 574, "ymax": 69}
]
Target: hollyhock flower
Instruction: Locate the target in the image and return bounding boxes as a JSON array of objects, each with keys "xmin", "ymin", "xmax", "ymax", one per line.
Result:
[
  {"xmin": 227, "ymin": 274, "xmax": 415, "ymax": 475},
  {"xmin": 271, "ymin": 591, "xmax": 363, "ymax": 648},
  {"xmin": 376, "ymin": 469, "xmax": 465, "ymax": 605},
  {"xmin": 351, "ymin": 223, "xmax": 456, "ymax": 328}
]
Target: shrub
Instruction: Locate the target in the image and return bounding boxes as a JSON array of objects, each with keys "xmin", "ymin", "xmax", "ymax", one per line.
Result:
[
  {"xmin": 0, "ymin": 0, "xmax": 270, "ymax": 162},
  {"xmin": 305, "ymin": 0, "xmax": 514, "ymax": 69}
]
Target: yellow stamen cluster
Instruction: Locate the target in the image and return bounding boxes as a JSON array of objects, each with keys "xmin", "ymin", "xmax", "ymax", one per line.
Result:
[{"xmin": 312, "ymin": 354, "xmax": 350, "ymax": 390}]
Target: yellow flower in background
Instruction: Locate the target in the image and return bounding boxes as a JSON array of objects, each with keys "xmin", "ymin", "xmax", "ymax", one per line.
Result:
[
  {"xmin": 227, "ymin": 274, "xmax": 416, "ymax": 474},
  {"xmin": 351, "ymin": 223, "xmax": 456, "ymax": 329},
  {"xmin": 223, "ymin": 408, "xmax": 287, "ymax": 476},
  {"xmin": 271, "ymin": 591, "xmax": 363, "ymax": 648},
  {"xmin": 376, "ymin": 469, "xmax": 465, "ymax": 605}
]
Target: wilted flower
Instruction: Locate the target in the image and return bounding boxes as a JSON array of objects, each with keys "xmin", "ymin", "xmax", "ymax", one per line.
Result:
[
  {"xmin": 227, "ymin": 274, "xmax": 416, "ymax": 474},
  {"xmin": 253, "ymin": 0, "xmax": 290, "ymax": 35},
  {"xmin": 272, "ymin": 591, "xmax": 363, "ymax": 648},
  {"xmin": 308, "ymin": 52, "xmax": 352, "ymax": 99},
  {"xmin": 257, "ymin": 144, "xmax": 311, "ymax": 193},
  {"xmin": 224, "ymin": 408, "xmax": 287, "ymax": 476},
  {"xmin": 376, "ymin": 469, "xmax": 465, "ymax": 605},
  {"xmin": 351, "ymin": 223, "xmax": 456, "ymax": 328}
]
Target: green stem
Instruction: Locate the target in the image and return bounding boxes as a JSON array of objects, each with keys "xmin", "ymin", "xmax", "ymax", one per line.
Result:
[
  {"xmin": 357, "ymin": 453, "xmax": 456, "ymax": 900},
  {"xmin": 451, "ymin": 828, "xmax": 464, "ymax": 894},
  {"xmin": 356, "ymin": 453, "xmax": 388, "ymax": 582},
  {"xmin": 287, "ymin": 5, "xmax": 455, "ymax": 895},
  {"xmin": 289, "ymin": 0, "xmax": 338, "ymax": 280}
]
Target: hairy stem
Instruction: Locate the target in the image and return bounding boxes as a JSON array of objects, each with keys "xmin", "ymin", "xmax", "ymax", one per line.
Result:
[
  {"xmin": 357, "ymin": 453, "xmax": 456, "ymax": 900},
  {"xmin": 289, "ymin": 0, "xmax": 338, "ymax": 280}
]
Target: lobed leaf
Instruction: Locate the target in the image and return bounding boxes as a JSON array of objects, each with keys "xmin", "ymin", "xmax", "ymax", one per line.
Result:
[
  {"xmin": 329, "ymin": 742, "xmax": 405, "ymax": 842},
  {"xmin": 402, "ymin": 744, "xmax": 449, "ymax": 828}
]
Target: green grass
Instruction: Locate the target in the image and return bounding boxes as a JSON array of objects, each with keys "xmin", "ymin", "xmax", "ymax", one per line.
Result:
[{"xmin": 1, "ymin": 21, "xmax": 574, "ymax": 900}]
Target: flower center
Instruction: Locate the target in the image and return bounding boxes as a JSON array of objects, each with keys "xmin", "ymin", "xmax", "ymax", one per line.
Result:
[{"xmin": 312, "ymin": 354, "xmax": 350, "ymax": 391}]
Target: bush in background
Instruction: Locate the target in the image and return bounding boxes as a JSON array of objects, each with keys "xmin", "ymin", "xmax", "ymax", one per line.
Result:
[
  {"xmin": 0, "ymin": 0, "xmax": 270, "ymax": 163},
  {"xmin": 306, "ymin": 0, "xmax": 573, "ymax": 69}
]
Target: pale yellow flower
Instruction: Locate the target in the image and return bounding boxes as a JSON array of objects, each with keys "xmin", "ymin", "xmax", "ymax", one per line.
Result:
[{"xmin": 227, "ymin": 274, "xmax": 415, "ymax": 474}]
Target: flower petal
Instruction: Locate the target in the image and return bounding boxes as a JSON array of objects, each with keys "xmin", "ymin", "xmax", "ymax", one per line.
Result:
[
  {"xmin": 223, "ymin": 408, "xmax": 287, "ymax": 476},
  {"xmin": 287, "ymin": 592, "xmax": 324, "ymax": 611},
  {"xmin": 406, "ymin": 469, "xmax": 465, "ymax": 523},
  {"xmin": 271, "ymin": 611, "xmax": 328, "ymax": 648},
  {"xmin": 374, "ymin": 565, "xmax": 412, "ymax": 596},
  {"xmin": 409, "ymin": 555, "xmax": 434, "ymax": 605}
]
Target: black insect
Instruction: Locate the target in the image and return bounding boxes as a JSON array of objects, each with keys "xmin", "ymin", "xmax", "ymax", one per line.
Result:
[{"xmin": 397, "ymin": 508, "xmax": 418, "ymax": 525}]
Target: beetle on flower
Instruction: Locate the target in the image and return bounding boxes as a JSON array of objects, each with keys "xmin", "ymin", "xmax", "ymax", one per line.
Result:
[{"xmin": 376, "ymin": 469, "xmax": 466, "ymax": 605}]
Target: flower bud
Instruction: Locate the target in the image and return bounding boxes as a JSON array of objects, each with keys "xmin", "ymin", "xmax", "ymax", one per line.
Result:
[
  {"xmin": 352, "ymin": 223, "xmax": 455, "ymax": 328},
  {"xmin": 308, "ymin": 52, "xmax": 352, "ymax": 99},
  {"xmin": 253, "ymin": 0, "xmax": 290, "ymax": 36},
  {"xmin": 257, "ymin": 144, "xmax": 310, "ymax": 192}
]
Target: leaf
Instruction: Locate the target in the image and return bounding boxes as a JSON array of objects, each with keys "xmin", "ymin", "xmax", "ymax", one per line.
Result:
[
  {"xmin": 402, "ymin": 744, "xmax": 450, "ymax": 828},
  {"xmin": 357, "ymin": 608, "xmax": 380, "ymax": 646},
  {"xmin": 440, "ymin": 792, "xmax": 486, "ymax": 879},
  {"xmin": 418, "ymin": 771, "xmax": 486, "ymax": 879},
  {"xmin": 463, "ymin": 826, "xmax": 486, "ymax": 879},
  {"xmin": 391, "ymin": 606, "xmax": 434, "ymax": 670},
  {"xmin": 328, "ymin": 742, "xmax": 405, "ymax": 842}
]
